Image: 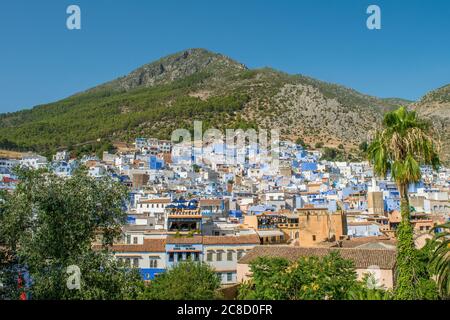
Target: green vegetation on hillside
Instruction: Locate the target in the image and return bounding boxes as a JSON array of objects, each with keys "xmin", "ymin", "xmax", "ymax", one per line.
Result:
[
  {"xmin": 0, "ymin": 73, "xmax": 250, "ymax": 156},
  {"xmin": 0, "ymin": 48, "xmax": 417, "ymax": 158}
]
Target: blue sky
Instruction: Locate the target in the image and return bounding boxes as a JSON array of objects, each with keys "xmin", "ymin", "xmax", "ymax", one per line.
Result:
[{"xmin": 0, "ymin": 0, "xmax": 449, "ymax": 113}]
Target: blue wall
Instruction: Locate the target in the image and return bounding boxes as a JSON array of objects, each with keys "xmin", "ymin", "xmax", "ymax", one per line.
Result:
[
  {"xmin": 149, "ymin": 156, "xmax": 164, "ymax": 170},
  {"xmin": 140, "ymin": 268, "xmax": 166, "ymax": 281}
]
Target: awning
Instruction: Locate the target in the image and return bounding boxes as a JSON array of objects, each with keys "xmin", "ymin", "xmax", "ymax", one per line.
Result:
[
  {"xmin": 256, "ymin": 230, "xmax": 285, "ymax": 237},
  {"xmin": 115, "ymin": 255, "xmax": 143, "ymax": 258}
]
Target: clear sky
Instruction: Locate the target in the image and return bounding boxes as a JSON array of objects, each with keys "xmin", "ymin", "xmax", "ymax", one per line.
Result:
[{"xmin": 0, "ymin": 0, "xmax": 449, "ymax": 113}]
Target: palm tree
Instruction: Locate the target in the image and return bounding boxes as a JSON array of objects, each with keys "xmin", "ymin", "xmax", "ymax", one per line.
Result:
[
  {"xmin": 430, "ymin": 222, "xmax": 450, "ymax": 298},
  {"xmin": 367, "ymin": 106, "xmax": 440, "ymax": 299}
]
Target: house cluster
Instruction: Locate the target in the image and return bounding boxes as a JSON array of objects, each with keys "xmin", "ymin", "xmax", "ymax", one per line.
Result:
[{"xmin": 1, "ymin": 137, "xmax": 449, "ymax": 289}]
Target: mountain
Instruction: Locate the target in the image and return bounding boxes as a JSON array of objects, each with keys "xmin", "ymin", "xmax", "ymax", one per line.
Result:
[
  {"xmin": 410, "ymin": 84, "xmax": 450, "ymax": 163},
  {"xmin": 0, "ymin": 48, "xmax": 415, "ymax": 159},
  {"xmin": 91, "ymin": 48, "xmax": 247, "ymax": 92}
]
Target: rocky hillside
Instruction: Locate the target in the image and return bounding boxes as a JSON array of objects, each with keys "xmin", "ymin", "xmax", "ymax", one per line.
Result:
[
  {"xmin": 91, "ymin": 48, "xmax": 247, "ymax": 92},
  {"xmin": 411, "ymin": 84, "xmax": 450, "ymax": 163},
  {"xmin": 0, "ymin": 48, "xmax": 414, "ymax": 158}
]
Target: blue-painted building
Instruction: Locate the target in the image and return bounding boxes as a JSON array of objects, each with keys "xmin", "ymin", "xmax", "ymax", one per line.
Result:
[
  {"xmin": 228, "ymin": 210, "xmax": 243, "ymax": 218},
  {"xmin": 113, "ymin": 238, "xmax": 167, "ymax": 281},
  {"xmin": 385, "ymin": 198, "xmax": 400, "ymax": 212},
  {"xmin": 300, "ymin": 162, "xmax": 318, "ymax": 172},
  {"xmin": 149, "ymin": 156, "xmax": 164, "ymax": 170},
  {"xmin": 166, "ymin": 238, "xmax": 203, "ymax": 269}
]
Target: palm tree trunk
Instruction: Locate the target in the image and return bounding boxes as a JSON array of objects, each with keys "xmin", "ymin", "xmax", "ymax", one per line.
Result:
[
  {"xmin": 395, "ymin": 182, "xmax": 420, "ymax": 299},
  {"xmin": 398, "ymin": 183, "xmax": 410, "ymax": 222}
]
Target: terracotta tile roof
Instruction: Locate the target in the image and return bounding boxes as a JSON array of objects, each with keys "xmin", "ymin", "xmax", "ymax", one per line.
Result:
[
  {"xmin": 103, "ymin": 239, "xmax": 166, "ymax": 253},
  {"xmin": 238, "ymin": 246, "xmax": 397, "ymax": 269},
  {"xmin": 97, "ymin": 234, "xmax": 261, "ymax": 252},
  {"xmin": 166, "ymin": 234, "xmax": 261, "ymax": 245},
  {"xmin": 166, "ymin": 236, "xmax": 203, "ymax": 244},
  {"xmin": 296, "ymin": 207, "xmax": 328, "ymax": 212},
  {"xmin": 168, "ymin": 214, "xmax": 202, "ymax": 218},
  {"xmin": 139, "ymin": 198, "xmax": 171, "ymax": 204},
  {"xmin": 345, "ymin": 235, "xmax": 392, "ymax": 242},
  {"xmin": 199, "ymin": 199, "xmax": 223, "ymax": 206},
  {"xmin": 203, "ymin": 234, "xmax": 260, "ymax": 245},
  {"xmin": 340, "ymin": 236, "xmax": 397, "ymax": 248},
  {"xmin": 348, "ymin": 222, "xmax": 379, "ymax": 226}
]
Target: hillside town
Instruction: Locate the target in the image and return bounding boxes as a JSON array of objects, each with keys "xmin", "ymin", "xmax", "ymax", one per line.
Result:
[{"xmin": 1, "ymin": 136, "xmax": 449, "ymax": 292}]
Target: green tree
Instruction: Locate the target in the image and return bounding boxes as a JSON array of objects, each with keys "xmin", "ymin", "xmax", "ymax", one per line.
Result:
[
  {"xmin": 429, "ymin": 222, "xmax": 450, "ymax": 298},
  {"xmin": 414, "ymin": 240, "xmax": 440, "ymax": 299},
  {"xmin": 139, "ymin": 261, "xmax": 222, "ymax": 300},
  {"xmin": 321, "ymin": 147, "xmax": 339, "ymax": 161},
  {"xmin": 367, "ymin": 106, "xmax": 440, "ymax": 299},
  {"xmin": 347, "ymin": 274, "xmax": 394, "ymax": 300},
  {"xmin": 0, "ymin": 190, "xmax": 22, "ymax": 300},
  {"xmin": 359, "ymin": 141, "xmax": 369, "ymax": 153},
  {"xmin": 295, "ymin": 138, "xmax": 306, "ymax": 148},
  {"xmin": 238, "ymin": 252, "xmax": 359, "ymax": 300},
  {"xmin": 0, "ymin": 168, "xmax": 143, "ymax": 300}
]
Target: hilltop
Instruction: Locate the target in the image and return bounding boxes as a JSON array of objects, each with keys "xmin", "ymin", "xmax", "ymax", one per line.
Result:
[
  {"xmin": 411, "ymin": 84, "xmax": 450, "ymax": 163},
  {"xmin": 0, "ymin": 48, "xmax": 421, "ymax": 159}
]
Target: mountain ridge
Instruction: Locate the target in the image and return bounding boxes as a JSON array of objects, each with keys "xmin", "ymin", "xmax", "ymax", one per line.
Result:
[
  {"xmin": 411, "ymin": 84, "xmax": 450, "ymax": 163},
  {"xmin": 1, "ymin": 48, "xmax": 446, "ymax": 162}
]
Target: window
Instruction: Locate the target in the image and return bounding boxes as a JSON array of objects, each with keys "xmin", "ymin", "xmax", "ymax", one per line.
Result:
[
  {"xmin": 177, "ymin": 253, "xmax": 183, "ymax": 262},
  {"xmin": 133, "ymin": 258, "xmax": 139, "ymax": 268},
  {"xmin": 295, "ymin": 232, "xmax": 299, "ymax": 239},
  {"xmin": 126, "ymin": 235, "xmax": 131, "ymax": 244},
  {"xmin": 237, "ymin": 250, "xmax": 244, "ymax": 260},
  {"xmin": 216, "ymin": 252, "xmax": 223, "ymax": 262},
  {"xmin": 227, "ymin": 273, "xmax": 233, "ymax": 282},
  {"xmin": 117, "ymin": 257, "xmax": 123, "ymax": 265},
  {"xmin": 186, "ymin": 252, "xmax": 192, "ymax": 261},
  {"xmin": 125, "ymin": 258, "xmax": 131, "ymax": 267},
  {"xmin": 169, "ymin": 253, "xmax": 174, "ymax": 262},
  {"xmin": 207, "ymin": 251, "xmax": 213, "ymax": 262},
  {"xmin": 312, "ymin": 235, "xmax": 316, "ymax": 241},
  {"xmin": 227, "ymin": 251, "xmax": 233, "ymax": 261},
  {"xmin": 149, "ymin": 258, "xmax": 158, "ymax": 268},
  {"xmin": 194, "ymin": 252, "xmax": 200, "ymax": 261},
  {"xmin": 133, "ymin": 237, "xmax": 138, "ymax": 244}
]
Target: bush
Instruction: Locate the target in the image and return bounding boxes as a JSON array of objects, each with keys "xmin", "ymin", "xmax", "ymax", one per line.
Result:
[
  {"xmin": 238, "ymin": 252, "xmax": 359, "ymax": 300},
  {"xmin": 139, "ymin": 261, "xmax": 222, "ymax": 300},
  {"xmin": 314, "ymin": 142, "xmax": 324, "ymax": 149}
]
